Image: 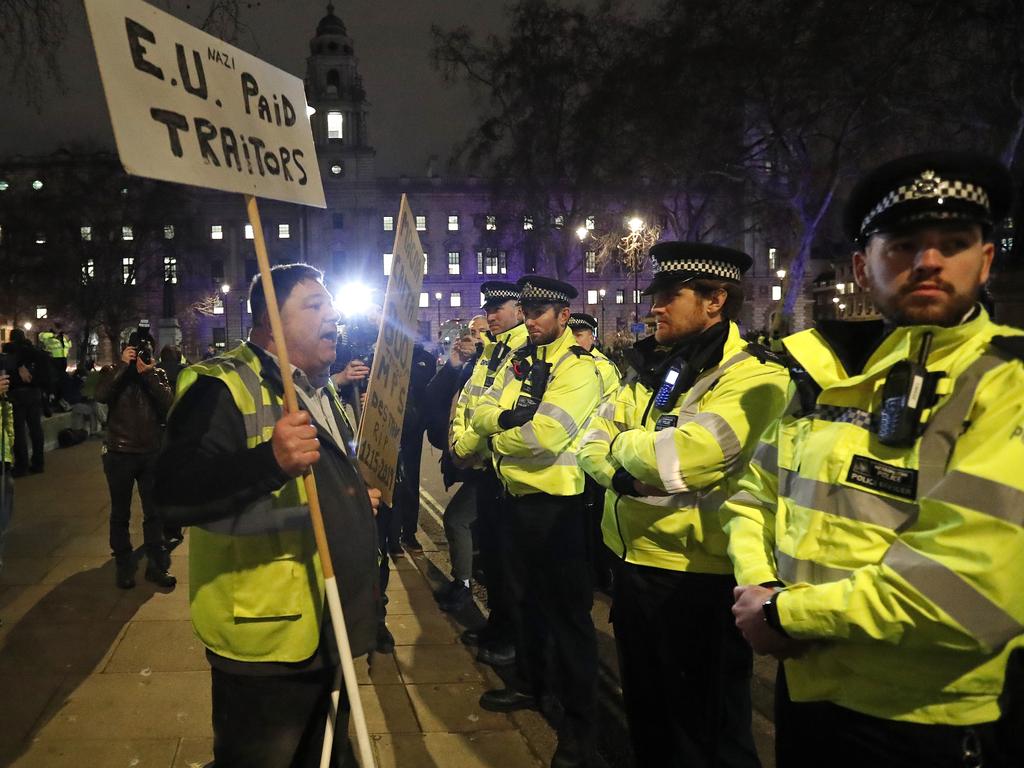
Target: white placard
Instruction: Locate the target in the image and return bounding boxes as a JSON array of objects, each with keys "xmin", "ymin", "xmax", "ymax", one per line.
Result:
[{"xmin": 85, "ymin": 0, "xmax": 325, "ymax": 208}]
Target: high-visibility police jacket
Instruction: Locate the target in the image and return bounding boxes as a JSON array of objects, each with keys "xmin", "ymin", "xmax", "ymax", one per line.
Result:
[
  {"xmin": 1, "ymin": 400, "xmax": 12, "ymax": 464},
  {"xmin": 39, "ymin": 331, "xmax": 70, "ymax": 360},
  {"xmin": 592, "ymin": 348, "xmax": 621, "ymax": 403},
  {"xmin": 452, "ymin": 323, "xmax": 528, "ymax": 462},
  {"xmin": 178, "ymin": 343, "xmax": 355, "ymax": 663},
  {"xmin": 472, "ymin": 327, "xmax": 601, "ymax": 497},
  {"xmin": 578, "ymin": 322, "xmax": 789, "ymax": 572},
  {"xmin": 722, "ymin": 307, "xmax": 1024, "ymax": 725}
]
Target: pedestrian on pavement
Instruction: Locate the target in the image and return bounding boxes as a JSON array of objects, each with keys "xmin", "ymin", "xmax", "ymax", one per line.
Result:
[
  {"xmin": 451, "ymin": 281, "xmax": 528, "ymax": 666},
  {"xmin": 2, "ymin": 327, "xmax": 50, "ymax": 477},
  {"xmin": 472, "ymin": 276, "xmax": 602, "ymax": 768},
  {"xmin": 578, "ymin": 243, "xmax": 789, "ymax": 768},
  {"xmin": 726, "ymin": 151, "xmax": 1024, "ymax": 768},
  {"xmin": 155, "ymin": 263, "xmax": 381, "ymax": 768},
  {"xmin": 425, "ymin": 315, "xmax": 487, "ymax": 613},
  {"xmin": 95, "ymin": 330, "xmax": 176, "ymax": 590}
]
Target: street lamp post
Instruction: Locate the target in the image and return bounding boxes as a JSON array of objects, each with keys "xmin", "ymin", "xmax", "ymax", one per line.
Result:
[
  {"xmin": 434, "ymin": 291, "xmax": 443, "ymax": 337},
  {"xmin": 221, "ymin": 283, "xmax": 231, "ymax": 347},
  {"xmin": 576, "ymin": 225, "xmax": 589, "ymax": 309},
  {"xmin": 598, "ymin": 288, "xmax": 606, "ymax": 339},
  {"xmin": 627, "ymin": 217, "xmax": 644, "ymax": 340}
]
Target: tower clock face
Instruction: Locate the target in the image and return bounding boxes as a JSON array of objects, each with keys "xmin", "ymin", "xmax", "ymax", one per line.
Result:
[{"xmin": 330, "ymin": 163, "xmax": 344, "ymax": 176}]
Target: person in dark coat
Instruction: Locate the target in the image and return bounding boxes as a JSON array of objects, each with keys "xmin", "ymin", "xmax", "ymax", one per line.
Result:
[{"xmin": 1, "ymin": 328, "xmax": 50, "ymax": 476}]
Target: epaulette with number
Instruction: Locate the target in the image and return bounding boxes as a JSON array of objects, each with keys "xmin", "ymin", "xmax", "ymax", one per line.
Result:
[
  {"xmin": 991, "ymin": 335, "xmax": 1024, "ymax": 362},
  {"xmin": 744, "ymin": 342, "xmax": 787, "ymax": 367},
  {"xmin": 569, "ymin": 345, "xmax": 593, "ymax": 358}
]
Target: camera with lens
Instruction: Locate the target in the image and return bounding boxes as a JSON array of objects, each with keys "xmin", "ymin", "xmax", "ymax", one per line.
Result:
[
  {"xmin": 128, "ymin": 326, "xmax": 156, "ymax": 366},
  {"xmin": 333, "ymin": 317, "xmax": 379, "ymax": 392}
]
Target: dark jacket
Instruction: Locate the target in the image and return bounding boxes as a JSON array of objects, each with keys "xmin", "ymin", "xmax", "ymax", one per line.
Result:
[
  {"xmin": 95, "ymin": 362, "xmax": 174, "ymax": 453},
  {"xmin": 1, "ymin": 339, "xmax": 51, "ymax": 393},
  {"xmin": 153, "ymin": 350, "xmax": 379, "ymax": 665},
  {"xmin": 424, "ymin": 353, "xmax": 480, "ymax": 488}
]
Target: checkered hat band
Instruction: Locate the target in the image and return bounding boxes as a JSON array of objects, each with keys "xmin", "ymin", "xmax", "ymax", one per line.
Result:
[
  {"xmin": 861, "ymin": 173, "xmax": 991, "ymax": 235},
  {"xmin": 652, "ymin": 258, "xmax": 741, "ymax": 282},
  {"xmin": 568, "ymin": 318, "xmax": 597, "ymax": 331},
  {"xmin": 484, "ymin": 289, "xmax": 518, "ymax": 301},
  {"xmin": 520, "ymin": 284, "xmax": 571, "ymax": 303}
]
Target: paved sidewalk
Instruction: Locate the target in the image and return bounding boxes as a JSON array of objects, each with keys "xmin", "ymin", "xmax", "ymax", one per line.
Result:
[{"xmin": 0, "ymin": 441, "xmax": 550, "ymax": 768}]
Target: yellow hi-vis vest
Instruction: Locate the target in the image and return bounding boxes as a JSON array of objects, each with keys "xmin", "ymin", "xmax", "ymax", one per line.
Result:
[
  {"xmin": 578, "ymin": 322, "xmax": 789, "ymax": 572},
  {"xmin": 178, "ymin": 343, "xmax": 336, "ymax": 663},
  {"xmin": 452, "ymin": 323, "xmax": 528, "ymax": 462},
  {"xmin": 472, "ymin": 327, "xmax": 601, "ymax": 497},
  {"xmin": 592, "ymin": 348, "xmax": 622, "ymax": 403},
  {"xmin": 722, "ymin": 307, "xmax": 1024, "ymax": 725}
]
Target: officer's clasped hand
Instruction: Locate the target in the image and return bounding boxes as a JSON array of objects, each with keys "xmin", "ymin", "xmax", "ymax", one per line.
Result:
[
  {"xmin": 271, "ymin": 410, "xmax": 321, "ymax": 477},
  {"xmin": 498, "ymin": 405, "xmax": 535, "ymax": 430}
]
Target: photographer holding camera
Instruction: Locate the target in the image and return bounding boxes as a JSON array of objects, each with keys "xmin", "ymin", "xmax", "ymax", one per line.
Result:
[{"xmin": 95, "ymin": 328, "xmax": 175, "ymax": 590}]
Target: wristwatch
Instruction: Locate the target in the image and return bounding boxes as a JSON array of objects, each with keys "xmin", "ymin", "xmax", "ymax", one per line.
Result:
[{"xmin": 762, "ymin": 590, "xmax": 789, "ymax": 637}]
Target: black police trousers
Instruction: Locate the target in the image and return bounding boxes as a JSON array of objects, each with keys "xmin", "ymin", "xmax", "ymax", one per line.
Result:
[
  {"xmin": 612, "ymin": 563, "xmax": 760, "ymax": 768},
  {"xmin": 775, "ymin": 666, "xmax": 1009, "ymax": 768},
  {"xmin": 476, "ymin": 467, "xmax": 514, "ymax": 645},
  {"xmin": 502, "ymin": 491, "xmax": 597, "ymax": 742}
]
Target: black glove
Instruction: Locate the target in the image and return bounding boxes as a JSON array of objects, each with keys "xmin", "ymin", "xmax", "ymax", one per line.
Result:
[
  {"xmin": 498, "ymin": 408, "xmax": 533, "ymax": 429},
  {"xmin": 612, "ymin": 467, "xmax": 643, "ymax": 497}
]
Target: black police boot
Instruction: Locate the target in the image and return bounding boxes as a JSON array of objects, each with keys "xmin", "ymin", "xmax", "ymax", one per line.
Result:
[
  {"xmin": 115, "ymin": 556, "xmax": 136, "ymax": 590},
  {"xmin": 376, "ymin": 622, "xmax": 395, "ymax": 654},
  {"xmin": 479, "ymin": 687, "xmax": 538, "ymax": 713},
  {"xmin": 433, "ymin": 579, "xmax": 460, "ymax": 603},
  {"xmin": 144, "ymin": 547, "xmax": 177, "ymax": 589},
  {"xmin": 477, "ymin": 642, "xmax": 516, "ymax": 667},
  {"xmin": 460, "ymin": 627, "xmax": 485, "ymax": 646},
  {"xmin": 439, "ymin": 582, "xmax": 473, "ymax": 612}
]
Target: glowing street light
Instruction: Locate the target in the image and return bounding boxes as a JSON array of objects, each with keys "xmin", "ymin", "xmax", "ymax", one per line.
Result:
[
  {"xmin": 221, "ymin": 282, "xmax": 231, "ymax": 294},
  {"xmin": 575, "ymin": 225, "xmax": 589, "ymax": 242},
  {"xmin": 627, "ymin": 216, "xmax": 644, "ymax": 233},
  {"xmin": 776, "ymin": 269, "xmax": 787, "ymax": 279},
  {"xmin": 22, "ymin": 321, "xmax": 31, "ymax": 331},
  {"xmin": 334, "ymin": 282, "xmax": 373, "ymax": 317},
  {"xmin": 434, "ymin": 291, "xmax": 443, "ymax": 331},
  {"xmin": 832, "ymin": 296, "xmax": 840, "ymax": 304}
]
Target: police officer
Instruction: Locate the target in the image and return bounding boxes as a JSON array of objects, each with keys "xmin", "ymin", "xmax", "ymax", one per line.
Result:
[
  {"xmin": 567, "ymin": 312, "xmax": 620, "ymax": 401},
  {"xmin": 472, "ymin": 276, "xmax": 602, "ymax": 768},
  {"xmin": 726, "ymin": 152, "xmax": 1024, "ymax": 768},
  {"xmin": 578, "ymin": 243, "xmax": 789, "ymax": 768},
  {"xmin": 449, "ymin": 281, "xmax": 528, "ymax": 663}
]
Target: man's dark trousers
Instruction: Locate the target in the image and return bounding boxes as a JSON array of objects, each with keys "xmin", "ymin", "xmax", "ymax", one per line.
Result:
[
  {"xmin": 502, "ymin": 492, "xmax": 597, "ymax": 744},
  {"xmin": 102, "ymin": 450, "xmax": 164, "ymax": 561},
  {"xmin": 613, "ymin": 564, "xmax": 760, "ymax": 768},
  {"xmin": 476, "ymin": 467, "xmax": 514, "ymax": 644},
  {"xmin": 10, "ymin": 386, "xmax": 44, "ymax": 472},
  {"xmin": 211, "ymin": 665, "xmax": 353, "ymax": 767}
]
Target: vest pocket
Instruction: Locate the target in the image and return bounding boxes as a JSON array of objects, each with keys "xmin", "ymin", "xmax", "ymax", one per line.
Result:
[{"xmin": 232, "ymin": 558, "xmax": 304, "ymax": 620}]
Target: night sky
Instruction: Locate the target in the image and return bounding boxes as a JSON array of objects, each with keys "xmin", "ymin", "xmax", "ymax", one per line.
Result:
[{"xmin": 0, "ymin": 0, "xmax": 517, "ymax": 176}]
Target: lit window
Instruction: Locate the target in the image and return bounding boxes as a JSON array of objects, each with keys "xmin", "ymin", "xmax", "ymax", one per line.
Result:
[
  {"xmin": 587, "ymin": 289, "xmax": 598, "ymax": 305},
  {"xmin": 82, "ymin": 259, "xmax": 95, "ymax": 282},
  {"xmin": 476, "ymin": 252, "xmax": 484, "ymax": 274},
  {"xmin": 847, "ymin": 282, "xmax": 854, "ymax": 294},
  {"xmin": 383, "ymin": 253, "xmax": 393, "ymax": 276},
  {"xmin": 585, "ymin": 251, "xmax": 596, "ymax": 274},
  {"xmin": 278, "ymin": 224, "xmax": 290, "ymax": 239},
  {"xmin": 213, "ymin": 298, "xmax": 224, "ymax": 315},
  {"xmin": 423, "ymin": 253, "xmax": 429, "ymax": 275},
  {"xmin": 122, "ymin": 226, "xmax": 134, "ymax": 241},
  {"xmin": 327, "ymin": 111, "xmax": 343, "ymax": 139},
  {"xmin": 836, "ymin": 282, "xmax": 845, "ymax": 295},
  {"xmin": 633, "ymin": 289, "xmax": 642, "ymax": 304},
  {"xmin": 122, "ymin": 256, "xmax": 136, "ymax": 285},
  {"xmin": 0, "ymin": 180, "xmax": 8, "ymax": 191},
  {"xmin": 164, "ymin": 256, "xmax": 178, "ymax": 284},
  {"xmin": 552, "ymin": 214, "xmax": 564, "ymax": 228},
  {"xmin": 768, "ymin": 247, "xmax": 777, "ymax": 271},
  {"xmin": 80, "ymin": 226, "xmax": 92, "ymax": 241},
  {"xmin": 330, "ymin": 163, "xmax": 343, "ymax": 176},
  {"xmin": 36, "ymin": 306, "xmax": 47, "ymax": 319},
  {"xmin": 35, "ymin": 232, "xmax": 46, "ymax": 245},
  {"xmin": 615, "ymin": 289, "xmax": 624, "ymax": 305},
  {"xmin": 450, "ymin": 291, "xmax": 462, "ymax": 308},
  {"xmin": 244, "ymin": 224, "xmax": 254, "ymax": 239},
  {"xmin": 483, "ymin": 251, "xmax": 499, "ymax": 275},
  {"xmin": 485, "ymin": 214, "xmax": 497, "ymax": 231},
  {"xmin": 419, "ymin": 292, "xmax": 429, "ymax": 308},
  {"xmin": 31, "ymin": 179, "xmax": 43, "ymax": 190},
  {"xmin": 447, "ymin": 251, "xmax": 460, "ymax": 275},
  {"xmin": 383, "ymin": 216, "xmax": 394, "ymax": 231},
  {"xmin": 523, "ymin": 216, "xmax": 534, "ymax": 231},
  {"xmin": 448, "ymin": 214, "xmax": 459, "ymax": 231},
  {"xmin": 164, "ymin": 225, "xmax": 175, "ymax": 239},
  {"xmin": 585, "ymin": 216, "xmax": 595, "ymax": 231},
  {"xmin": 211, "ymin": 225, "xmax": 224, "ymax": 240},
  {"xmin": 772, "ymin": 285, "xmax": 782, "ymax": 301},
  {"xmin": 416, "ymin": 215, "xmax": 427, "ymax": 231}
]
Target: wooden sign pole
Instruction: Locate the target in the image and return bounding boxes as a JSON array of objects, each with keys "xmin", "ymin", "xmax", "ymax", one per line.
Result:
[{"xmin": 244, "ymin": 194, "xmax": 376, "ymax": 768}]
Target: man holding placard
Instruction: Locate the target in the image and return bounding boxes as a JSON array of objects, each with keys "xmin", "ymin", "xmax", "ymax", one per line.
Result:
[{"xmin": 156, "ymin": 265, "xmax": 380, "ymax": 767}]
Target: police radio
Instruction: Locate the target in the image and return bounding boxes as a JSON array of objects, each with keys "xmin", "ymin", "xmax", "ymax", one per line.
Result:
[
  {"xmin": 653, "ymin": 361, "xmax": 691, "ymax": 411},
  {"xmin": 877, "ymin": 333, "xmax": 936, "ymax": 447}
]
